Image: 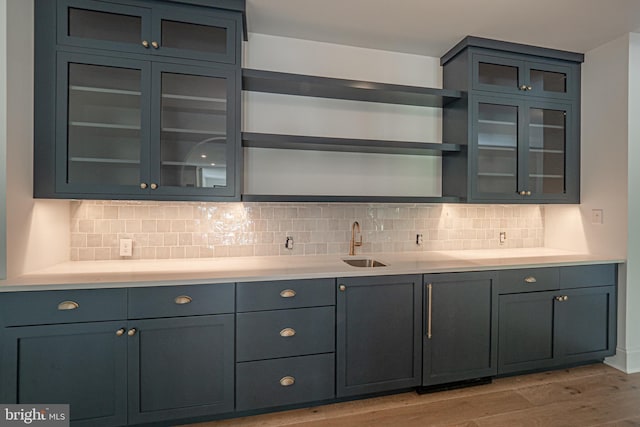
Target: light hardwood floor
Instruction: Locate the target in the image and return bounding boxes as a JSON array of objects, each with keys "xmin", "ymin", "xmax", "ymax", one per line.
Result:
[{"xmin": 182, "ymin": 364, "xmax": 640, "ymax": 427}]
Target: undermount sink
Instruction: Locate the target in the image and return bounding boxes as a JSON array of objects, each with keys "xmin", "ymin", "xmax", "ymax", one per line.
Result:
[{"xmin": 343, "ymin": 258, "xmax": 387, "ymax": 268}]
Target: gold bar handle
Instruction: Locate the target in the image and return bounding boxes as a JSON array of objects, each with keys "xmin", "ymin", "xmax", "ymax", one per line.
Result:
[
  {"xmin": 280, "ymin": 328, "xmax": 296, "ymax": 338},
  {"xmin": 174, "ymin": 295, "xmax": 192, "ymax": 305},
  {"xmin": 279, "ymin": 376, "xmax": 295, "ymax": 387},
  {"xmin": 58, "ymin": 301, "xmax": 79, "ymax": 311},
  {"xmin": 427, "ymin": 283, "xmax": 433, "ymax": 339},
  {"xmin": 524, "ymin": 276, "xmax": 537, "ymax": 283},
  {"xmin": 280, "ymin": 289, "xmax": 296, "ymax": 298}
]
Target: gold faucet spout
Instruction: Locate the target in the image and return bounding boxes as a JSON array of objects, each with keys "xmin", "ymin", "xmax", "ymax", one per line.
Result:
[{"xmin": 349, "ymin": 221, "xmax": 362, "ymax": 256}]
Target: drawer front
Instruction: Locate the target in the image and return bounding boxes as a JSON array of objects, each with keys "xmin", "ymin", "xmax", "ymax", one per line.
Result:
[
  {"xmin": 236, "ymin": 353, "xmax": 335, "ymax": 411},
  {"xmin": 497, "ymin": 267, "xmax": 559, "ymax": 294},
  {"xmin": 236, "ymin": 306, "xmax": 335, "ymax": 362},
  {"xmin": 128, "ymin": 283, "xmax": 234, "ymax": 319},
  {"xmin": 560, "ymin": 264, "xmax": 617, "ymax": 289},
  {"xmin": 236, "ymin": 279, "xmax": 334, "ymax": 312},
  {"xmin": 0, "ymin": 288, "xmax": 127, "ymax": 326}
]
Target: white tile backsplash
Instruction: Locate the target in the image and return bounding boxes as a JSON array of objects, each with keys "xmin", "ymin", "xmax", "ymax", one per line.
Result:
[{"xmin": 69, "ymin": 201, "xmax": 545, "ymax": 261}]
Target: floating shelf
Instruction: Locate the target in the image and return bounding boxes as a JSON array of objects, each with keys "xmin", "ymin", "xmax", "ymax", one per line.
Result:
[
  {"xmin": 241, "ymin": 194, "xmax": 462, "ymax": 203},
  {"xmin": 242, "ymin": 132, "xmax": 462, "ymax": 156},
  {"xmin": 242, "ymin": 69, "xmax": 463, "ymax": 107}
]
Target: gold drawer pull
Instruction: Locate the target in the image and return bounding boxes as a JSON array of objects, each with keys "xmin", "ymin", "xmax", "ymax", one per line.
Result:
[
  {"xmin": 280, "ymin": 328, "xmax": 296, "ymax": 337},
  {"xmin": 280, "ymin": 376, "xmax": 295, "ymax": 387},
  {"xmin": 128, "ymin": 328, "xmax": 137, "ymax": 336},
  {"xmin": 524, "ymin": 276, "xmax": 537, "ymax": 284},
  {"xmin": 174, "ymin": 295, "xmax": 192, "ymax": 305},
  {"xmin": 57, "ymin": 301, "xmax": 79, "ymax": 311},
  {"xmin": 280, "ymin": 289, "xmax": 296, "ymax": 298}
]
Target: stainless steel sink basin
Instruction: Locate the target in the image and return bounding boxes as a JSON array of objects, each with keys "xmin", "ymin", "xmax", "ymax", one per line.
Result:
[{"xmin": 343, "ymin": 258, "xmax": 387, "ymax": 268}]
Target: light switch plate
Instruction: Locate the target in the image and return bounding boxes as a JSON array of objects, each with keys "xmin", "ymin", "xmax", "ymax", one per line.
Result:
[
  {"xmin": 591, "ymin": 209, "xmax": 604, "ymax": 225},
  {"xmin": 119, "ymin": 239, "xmax": 133, "ymax": 257}
]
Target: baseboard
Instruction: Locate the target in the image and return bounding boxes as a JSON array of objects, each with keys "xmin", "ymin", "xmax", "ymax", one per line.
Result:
[{"xmin": 605, "ymin": 347, "xmax": 640, "ymax": 373}]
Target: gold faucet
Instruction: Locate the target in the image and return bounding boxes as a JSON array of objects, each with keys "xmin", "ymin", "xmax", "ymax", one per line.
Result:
[{"xmin": 349, "ymin": 221, "xmax": 362, "ymax": 256}]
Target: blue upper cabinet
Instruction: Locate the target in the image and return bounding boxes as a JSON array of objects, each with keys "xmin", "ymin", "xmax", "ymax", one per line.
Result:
[
  {"xmin": 441, "ymin": 36, "xmax": 583, "ymax": 204},
  {"xmin": 34, "ymin": 0, "xmax": 244, "ymax": 201},
  {"xmin": 57, "ymin": 0, "xmax": 238, "ymax": 64}
]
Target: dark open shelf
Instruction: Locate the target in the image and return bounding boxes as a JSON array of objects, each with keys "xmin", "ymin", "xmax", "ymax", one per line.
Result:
[
  {"xmin": 242, "ymin": 69, "xmax": 463, "ymax": 107},
  {"xmin": 241, "ymin": 194, "xmax": 462, "ymax": 203},
  {"xmin": 242, "ymin": 132, "xmax": 462, "ymax": 156}
]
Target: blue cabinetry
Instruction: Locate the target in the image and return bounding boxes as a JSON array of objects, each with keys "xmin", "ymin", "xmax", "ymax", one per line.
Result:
[
  {"xmin": 34, "ymin": 0, "xmax": 243, "ymax": 201},
  {"xmin": 441, "ymin": 36, "xmax": 583, "ymax": 203}
]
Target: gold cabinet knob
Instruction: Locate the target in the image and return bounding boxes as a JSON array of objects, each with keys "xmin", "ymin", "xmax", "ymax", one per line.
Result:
[
  {"xmin": 151, "ymin": 41, "xmax": 159, "ymax": 49},
  {"xmin": 279, "ymin": 289, "xmax": 296, "ymax": 298},
  {"xmin": 519, "ymin": 190, "xmax": 526, "ymax": 196},
  {"xmin": 280, "ymin": 328, "xmax": 296, "ymax": 338},
  {"xmin": 142, "ymin": 40, "xmax": 149, "ymax": 48},
  {"xmin": 150, "ymin": 183, "xmax": 158, "ymax": 190},
  {"xmin": 555, "ymin": 296, "xmax": 563, "ymax": 302},
  {"xmin": 339, "ymin": 284, "xmax": 346, "ymax": 292},
  {"xmin": 140, "ymin": 183, "xmax": 148, "ymax": 189},
  {"xmin": 57, "ymin": 300, "xmax": 79, "ymax": 311},
  {"xmin": 174, "ymin": 295, "xmax": 192, "ymax": 305},
  {"xmin": 563, "ymin": 295, "xmax": 569, "ymax": 301},
  {"xmin": 519, "ymin": 84, "xmax": 528, "ymax": 91},
  {"xmin": 279, "ymin": 376, "xmax": 295, "ymax": 387},
  {"xmin": 524, "ymin": 276, "xmax": 537, "ymax": 283},
  {"xmin": 127, "ymin": 328, "xmax": 137, "ymax": 336},
  {"xmin": 527, "ymin": 85, "xmax": 533, "ymax": 91},
  {"xmin": 116, "ymin": 328, "xmax": 126, "ymax": 336},
  {"xmin": 526, "ymin": 191, "xmax": 532, "ymax": 196}
]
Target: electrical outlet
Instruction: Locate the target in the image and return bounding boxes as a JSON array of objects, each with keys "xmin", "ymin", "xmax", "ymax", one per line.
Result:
[
  {"xmin": 591, "ymin": 209, "xmax": 604, "ymax": 224},
  {"xmin": 119, "ymin": 239, "xmax": 133, "ymax": 257},
  {"xmin": 416, "ymin": 234, "xmax": 423, "ymax": 246},
  {"xmin": 499, "ymin": 231, "xmax": 506, "ymax": 245},
  {"xmin": 285, "ymin": 236, "xmax": 294, "ymax": 250}
]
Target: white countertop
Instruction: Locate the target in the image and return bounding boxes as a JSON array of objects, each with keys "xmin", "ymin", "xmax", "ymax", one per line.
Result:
[{"xmin": 0, "ymin": 248, "xmax": 625, "ymax": 292}]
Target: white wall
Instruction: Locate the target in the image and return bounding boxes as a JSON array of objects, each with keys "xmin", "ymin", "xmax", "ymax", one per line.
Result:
[
  {"xmin": 1, "ymin": 0, "xmax": 8, "ymax": 279},
  {"xmin": 624, "ymin": 32, "xmax": 640, "ymax": 373},
  {"xmin": 242, "ymin": 34, "xmax": 444, "ymax": 197},
  {"xmin": 4, "ymin": 0, "xmax": 70, "ymax": 278},
  {"xmin": 546, "ymin": 32, "xmax": 640, "ymax": 373}
]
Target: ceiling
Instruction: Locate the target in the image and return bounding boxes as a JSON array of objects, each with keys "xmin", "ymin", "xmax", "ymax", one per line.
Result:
[{"xmin": 246, "ymin": 0, "xmax": 640, "ymax": 57}]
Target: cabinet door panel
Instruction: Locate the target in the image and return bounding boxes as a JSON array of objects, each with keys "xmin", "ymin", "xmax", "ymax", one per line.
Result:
[
  {"xmin": 336, "ymin": 275, "xmax": 422, "ymax": 397},
  {"xmin": 127, "ymin": 315, "xmax": 234, "ymax": 424},
  {"xmin": 423, "ymin": 273, "xmax": 496, "ymax": 386},
  {"xmin": 56, "ymin": 52, "xmax": 151, "ymax": 195},
  {"xmin": 57, "ymin": 0, "xmax": 151, "ymax": 54},
  {"xmin": 525, "ymin": 61, "xmax": 575, "ymax": 99},
  {"xmin": 472, "ymin": 54, "xmax": 523, "ymax": 94},
  {"xmin": 150, "ymin": 62, "xmax": 237, "ymax": 197},
  {"xmin": 153, "ymin": 6, "xmax": 237, "ymax": 64},
  {"xmin": 498, "ymin": 291, "xmax": 556, "ymax": 374},
  {"xmin": 0, "ymin": 322, "xmax": 127, "ymax": 427},
  {"xmin": 556, "ymin": 286, "xmax": 616, "ymax": 362},
  {"xmin": 471, "ymin": 95, "xmax": 524, "ymax": 201},
  {"xmin": 525, "ymin": 100, "xmax": 576, "ymax": 201}
]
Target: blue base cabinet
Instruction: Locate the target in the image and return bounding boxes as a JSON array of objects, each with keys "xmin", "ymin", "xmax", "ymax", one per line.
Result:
[
  {"xmin": 336, "ymin": 275, "xmax": 422, "ymax": 397},
  {"xmin": 0, "ymin": 284, "xmax": 235, "ymax": 427},
  {"xmin": 497, "ymin": 265, "xmax": 617, "ymax": 375},
  {"xmin": 422, "ymin": 272, "xmax": 497, "ymax": 387}
]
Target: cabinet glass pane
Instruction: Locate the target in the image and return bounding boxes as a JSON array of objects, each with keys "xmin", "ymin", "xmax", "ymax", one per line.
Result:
[
  {"xmin": 161, "ymin": 20, "xmax": 227, "ymax": 55},
  {"xmin": 528, "ymin": 108, "xmax": 566, "ymax": 194},
  {"xmin": 530, "ymin": 69, "xmax": 567, "ymax": 94},
  {"xmin": 478, "ymin": 62, "xmax": 518, "ymax": 88},
  {"xmin": 160, "ymin": 72, "xmax": 228, "ymax": 188},
  {"xmin": 477, "ymin": 103, "xmax": 518, "ymax": 194},
  {"xmin": 68, "ymin": 8, "xmax": 141, "ymax": 45},
  {"xmin": 67, "ymin": 63, "xmax": 142, "ymax": 186}
]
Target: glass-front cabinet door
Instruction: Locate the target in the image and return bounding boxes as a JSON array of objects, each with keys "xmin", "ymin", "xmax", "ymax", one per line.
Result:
[
  {"xmin": 472, "ymin": 96, "xmax": 524, "ymax": 201},
  {"xmin": 473, "ymin": 54, "xmax": 574, "ymax": 100},
  {"xmin": 150, "ymin": 63, "xmax": 236, "ymax": 197},
  {"xmin": 57, "ymin": 52, "xmax": 151, "ymax": 195},
  {"xmin": 524, "ymin": 102, "xmax": 574, "ymax": 202},
  {"xmin": 472, "ymin": 96, "xmax": 574, "ymax": 202},
  {"xmin": 58, "ymin": 0, "xmax": 236, "ymax": 64}
]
